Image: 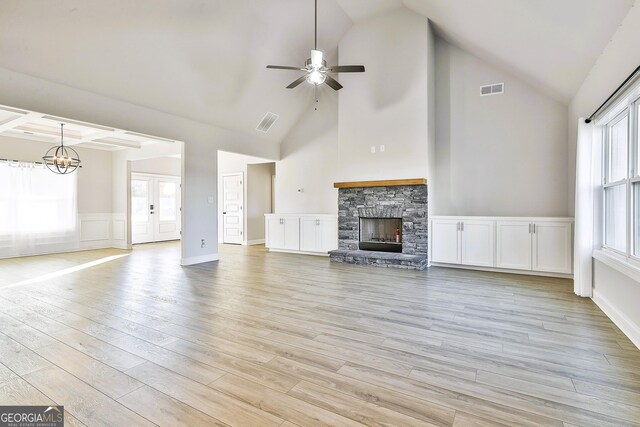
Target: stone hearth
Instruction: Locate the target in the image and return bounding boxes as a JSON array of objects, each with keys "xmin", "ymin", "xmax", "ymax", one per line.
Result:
[{"xmin": 329, "ymin": 180, "xmax": 428, "ymax": 270}]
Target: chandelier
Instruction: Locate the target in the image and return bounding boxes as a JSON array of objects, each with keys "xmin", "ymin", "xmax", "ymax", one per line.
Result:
[{"xmin": 42, "ymin": 123, "xmax": 81, "ymax": 174}]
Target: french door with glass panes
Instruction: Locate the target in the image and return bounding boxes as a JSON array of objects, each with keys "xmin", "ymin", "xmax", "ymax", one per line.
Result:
[{"xmin": 131, "ymin": 174, "xmax": 181, "ymax": 244}]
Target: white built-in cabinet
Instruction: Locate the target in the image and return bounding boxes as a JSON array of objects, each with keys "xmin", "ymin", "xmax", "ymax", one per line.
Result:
[
  {"xmin": 265, "ymin": 214, "xmax": 337, "ymax": 255},
  {"xmin": 431, "ymin": 217, "xmax": 573, "ymax": 277},
  {"xmin": 265, "ymin": 215, "xmax": 300, "ymax": 251},
  {"xmin": 431, "ymin": 219, "xmax": 494, "ymax": 267}
]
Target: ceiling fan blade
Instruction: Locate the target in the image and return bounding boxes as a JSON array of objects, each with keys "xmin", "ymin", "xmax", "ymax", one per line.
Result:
[
  {"xmin": 311, "ymin": 50, "xmax": 323, "ymax": 67},
  {"xmin": 329, "ymin": 65, "xmax": 365, "ymax": 73},
  {"xmin": 324, "ymin": 75, "xmax": 343, "ymax": 91},
  {"xmin": 267, "ymin": 65, "xmax": 304, "ymax": 71},
  {"xmin": 286, "ymin": 75, "xmax": 308, "ymax": 89}
]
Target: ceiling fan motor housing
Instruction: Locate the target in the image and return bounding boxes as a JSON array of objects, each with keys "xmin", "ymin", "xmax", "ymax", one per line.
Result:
[{"xmin": 305, "ymin": 58, "xmax": 327, "ymax": 70}]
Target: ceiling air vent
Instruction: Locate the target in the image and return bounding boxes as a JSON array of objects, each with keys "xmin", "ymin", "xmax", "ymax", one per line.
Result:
[
  {"xmin": 480, "ymin": 83, "xmax": 504, "ymax": 96},
  {"xmin": 256, "ymin": 112, "xmax": 279, "ymax": 133}
]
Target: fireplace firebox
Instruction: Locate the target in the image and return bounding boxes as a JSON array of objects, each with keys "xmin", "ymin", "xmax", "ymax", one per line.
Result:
[{"xmin": 359, "ymin": 217, "xmax": 402, "ymax": 253}]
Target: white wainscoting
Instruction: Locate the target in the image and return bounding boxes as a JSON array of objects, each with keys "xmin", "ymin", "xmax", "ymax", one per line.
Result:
[
  {"xmin": 79, "ymin": 213, "xmax": 111, "ymax": 250},
  {"xmin": 111, "ymin": 213, "xmax": 129, "ymax": 249},
  {"xmin": 78, "ymin": 213, "xmax": 129, "ymax": 250}
]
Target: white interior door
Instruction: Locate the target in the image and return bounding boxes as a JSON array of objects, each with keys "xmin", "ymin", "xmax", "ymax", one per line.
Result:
[
  {"xmin": 155, "ymin": 177, "xmax": 181, "ymax": 242},
  {"xmin": 223, "ymin": 173, "xmax": 244, "ymax": 244},
  {"xmin": 131, "ymin": 176, "xmax": 155, "ymax": 244},
  {"xmin": 132, "ymin": 174, "xmax": 181, "ymax": 244}
]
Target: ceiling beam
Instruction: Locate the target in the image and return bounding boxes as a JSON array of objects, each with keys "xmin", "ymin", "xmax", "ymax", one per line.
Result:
[
  {"xmin": 64, "ymin": 129, "xmax": 122, "ymax": 146},
  {"xmin": 0, "ymin": 112, "xmax": 44, "ymax": 133},
  {"xmin": 66, "ymin": 129, "xmax": 140, "ymax": 149}
]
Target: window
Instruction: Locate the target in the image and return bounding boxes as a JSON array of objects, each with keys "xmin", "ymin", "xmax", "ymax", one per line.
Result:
[
  {"xmin": 159, "ymin": 181, "xmax": 177, "ymax": 221},
  {"xmin": 603, "ymin": 112, "xmax": 629, "ymax": 254},
  {"xmin": 0, "ymin": 162, "xmax": 77, "ymax": 257},
  {"xmin": 131, "ymin": 179, "xmax": 149, "ymax": 223},
  {"xmin": 601, "ymin": 94, "xmax": 640, "ymax": 258}
]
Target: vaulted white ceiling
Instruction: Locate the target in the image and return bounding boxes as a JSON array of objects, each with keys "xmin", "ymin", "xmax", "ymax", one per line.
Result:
[
  {"xmin": 0, "ymin": 0, "xmax": 634, "ymax": 147},
  {"xmin": 338, "ymin": 0, "xmax": 635, "ymax": 103},
  {"xmin": 0, "ymin": 0, "xmax": 351, "ymax": 146}
]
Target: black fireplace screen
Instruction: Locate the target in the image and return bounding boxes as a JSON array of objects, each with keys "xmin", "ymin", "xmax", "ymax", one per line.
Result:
[{"xmin": 359, "ymin": 217, "xmax": 402, "ymax": 252}]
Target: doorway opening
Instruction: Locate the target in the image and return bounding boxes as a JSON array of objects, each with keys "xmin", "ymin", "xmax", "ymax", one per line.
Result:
[
  {"xmin": 130, "ymin": 157, "xmax": 182, "ymax": 245},
  {"xmin": 218, "ymin": 150, "xmax": 276, "ymax": 246}
]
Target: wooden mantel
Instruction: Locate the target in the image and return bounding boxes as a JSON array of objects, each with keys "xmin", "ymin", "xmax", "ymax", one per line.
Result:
[{"xmin": 333, "ymin": 178, "xmax": 427, "ymax": 189}]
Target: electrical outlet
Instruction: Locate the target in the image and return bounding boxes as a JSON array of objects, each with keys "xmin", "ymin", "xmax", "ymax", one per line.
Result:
[
  {"xmin": 370, "ymin": 146, "xmax": 376, "ymax": 153},
  {"xmin": 379, "ymin": 145, "xmax": 385, "ymax": 152},
  {"xmin": 201, "ymin": 239, "xmax": 205, "ymax": 248}
]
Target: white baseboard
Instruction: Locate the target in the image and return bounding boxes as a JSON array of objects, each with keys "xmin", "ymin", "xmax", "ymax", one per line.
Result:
[
  {"xmin": 111, "ymin": 241, "xmax": 131, "ymax": 250},
  {"xmin": 181, "ymin": 253, "xmax": 220, "ymax": 266},
  {"xmin": 268, "ymin": 248, "xmax": 329, "ymax": 257},
  {"xmin": 592, "ymin": 290, "xmax": 640, "ymax": 350},
  {"xmin": 244, "ymin": 239, "xmax": 265, "ymax": 246},
  {"xmin": 429, "ymin": 262, "xmax": 573, "ymax": 279}
]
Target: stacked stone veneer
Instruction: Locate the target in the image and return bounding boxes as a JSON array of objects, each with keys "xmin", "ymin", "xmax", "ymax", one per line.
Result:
[{"xmin": 329, "ymin": 184, "xmax": 428, "ymax": 270}]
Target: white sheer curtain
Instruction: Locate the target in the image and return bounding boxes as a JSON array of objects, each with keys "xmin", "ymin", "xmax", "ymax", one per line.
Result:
[
  {"xmin": 0, "ymin": 161, "xmax": 78, "ymax": 257},
  {"xmin": 573, "ymin": 119, "xmax": 601, "ymax": 297}
]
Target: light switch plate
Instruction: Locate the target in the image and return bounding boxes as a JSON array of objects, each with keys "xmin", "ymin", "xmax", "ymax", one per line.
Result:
[
  {"xmin": 207, "ymin": 196, "xmax": 214, "ymax": 204},
  {"xmin": 379, "ymin": 145, "xmax": 385, "ymax": 152},
  {"xmin": 370, "ymin": 146, "xmax": 376, "ymax": 153}
]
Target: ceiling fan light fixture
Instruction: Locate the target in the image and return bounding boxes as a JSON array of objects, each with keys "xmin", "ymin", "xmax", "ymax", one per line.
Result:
[
  {"xmin": 265, "ymin": 0, "xmax": 364, "ymax": 93},
  {"xmin": 306, "ymin": 69, "xmax": 326, "ymax": 85}
]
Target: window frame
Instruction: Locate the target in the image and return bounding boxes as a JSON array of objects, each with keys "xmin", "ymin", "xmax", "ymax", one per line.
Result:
[{"xmin": 601, "ymin": 93, "xmax": 640, "ymax": 261}]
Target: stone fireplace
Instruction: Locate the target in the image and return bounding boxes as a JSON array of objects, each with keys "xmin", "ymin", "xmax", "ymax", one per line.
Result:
[{"xmin": 329, "ymin": 179, "xmax": 428, "ymax": 270}]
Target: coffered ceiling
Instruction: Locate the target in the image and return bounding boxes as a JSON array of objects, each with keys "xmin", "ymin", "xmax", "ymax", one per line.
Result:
[{"xmin": 0, "ymin": 104, "xmax": 176, "ymax": 151}]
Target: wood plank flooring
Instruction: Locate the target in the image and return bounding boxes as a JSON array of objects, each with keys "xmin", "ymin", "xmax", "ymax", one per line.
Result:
[{"xmin": 0, "ymin": 242, "xmax": 639, "ymax": 426}]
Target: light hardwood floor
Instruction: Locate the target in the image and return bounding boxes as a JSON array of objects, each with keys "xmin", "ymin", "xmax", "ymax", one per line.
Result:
[{"xmin": 0, "ymin": 242, "xmax": 639, "ymax": 426}]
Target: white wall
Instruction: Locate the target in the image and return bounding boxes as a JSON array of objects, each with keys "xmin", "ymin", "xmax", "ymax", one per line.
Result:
[
  {"xmin": 593, "ymin": 260, "xmax": 640, "ymax": 349},
  {"xmin": 434, "ymin": 38, "xmax": 568, "ymax": 217},
  {"xmin": 276, "ymin": 94, "xmax": 339, "ymax": 214},
  {"xmin": 274, "ymin": 8, "xmax": 435, "ymax": 216},
  {"xmin": 426, "ymin": 19, "xmax": 436, "ymax": 217},
  {"xmin": 131, "ymin": 156, "xmax": 181, "ymax": 176},
  {"xmin": 247, "ymin": 163, "xmax": 275, "ymax": 242},
  {"xmin": 337, "ymin": 8, "xmax": 431, "ymax": 182},
  {"xmin": 0, "ymin": 66, "xmax": 279, "ymax": 264},
  {"xmin": 0, "ymin": 135, "xmax": 112, "ymax": 214}
]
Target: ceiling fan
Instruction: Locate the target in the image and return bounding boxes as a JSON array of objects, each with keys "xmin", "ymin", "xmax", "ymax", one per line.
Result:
[{"xmin": 266, "ymin": 0, "xmax": 365, "ymax": 91}]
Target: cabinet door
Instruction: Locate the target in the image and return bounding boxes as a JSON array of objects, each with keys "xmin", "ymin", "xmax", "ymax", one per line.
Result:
[
  {"xmin": 431, "ymin": 219, "xmax": 461, "ymax": 264},
  {"xmin": 319, "ymin": 218, "xmax": 338, "ymax": 252},
  {"xmin": 266, "ymin": 217, "xmax": 284, "ymax": 249},
  {"xmin": 282, "ymin": 217, "xmax": 300, "ymax": 251},
  {"xmin": 532, "ymin": 222, "xmax": 572, "ymax": 274},
  {"xmin": 300, "ymin": 218, "xmax": 319, "ymax": 252},
  {"xmin": 496, "ymin": 221, "xmax": 532, "ymax": 270},
  {"xmin": 461, "ymin": 220, "xmax": 495, "ymax": 267}
]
